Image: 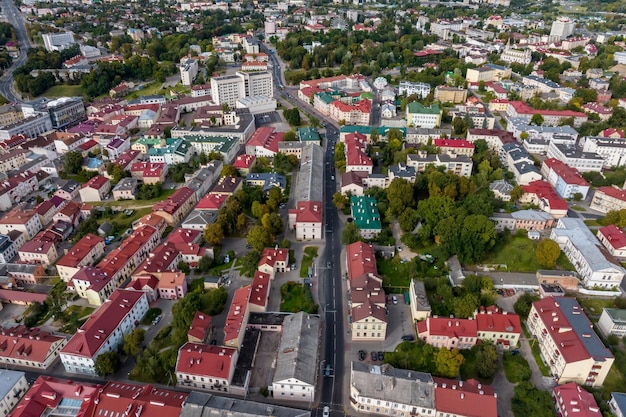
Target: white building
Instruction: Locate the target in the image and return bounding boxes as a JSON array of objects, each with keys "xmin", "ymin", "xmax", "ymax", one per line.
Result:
[
  {"xmin": 42, "ymin": 32, "xmax": 75, "ymax": 52},
  {"xmin": 210, "ymin": 71, "xmax": 273, "ymax": 107},
  {"xmin": 59, "ymin": 289, "xmax": 149, "ymax": 374},
  {"xmin": 0, "ymin": 370, "xmax": 27, "ymax": 416},
  {"xmin": 550, "ymin": 217, "xmax": 626, "ymax": 290},
  {"xmin": 180, "ymin": 58, "xmax": 199, "ymax": 86},
  {"xmin": 546, "ymin": 142, "xmax": 605, "ymax": 173},
  {"xmin": 598, "ymin": 308, "xmax": 626, "ymax": 338},
  {"xmin": 580, "ymin": 137, "xmax": 626, "ymax": 168},
  {"xmin": 235, "ymin": 95, "xmax": 277, "ymax": 115},
  {"xmin": 551, "ymin": 17, "xmax": 575, "ymax": 40},
  {"xmin": 398, "ymin": 81, "xmax": 431, "ymax": 99}
]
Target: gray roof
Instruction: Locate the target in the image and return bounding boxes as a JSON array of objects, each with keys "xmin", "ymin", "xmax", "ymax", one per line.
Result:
[
  {"xmin": 556, "ymin": 297, "xmax": 613, "ymax": 360},
  {"xmin": 0, "ymin": 370, "xmax": 24, "ymax": 400},
  {"xmin": 6, "ymin": 263, "xmax": 41, "ymax": 274},
  {"xmin": 553, "ymin": 143, "xmax": 604, "ymax": 160},
  {"xmin": 511, "ymin": 209, "xmax": 553, "ymax": 221},
  {"xmin": 183, "ymin": 210, "xmax": 218, "ymax": 227},
  {"xmin": 112, "ymin": 177, "xmax": 138, "ymax": 192},
  {"xmin": 514, "ymin": 161, "xmax": 540, "ymax": 175},
  {"xmin": 180, "ymin": 391, "xmax": 311, "ymax": 417},
  {"xmin": 294, "ymin": 144, "xmax": 323, "ymax": 203},
  {"xmin": 611, "ymin": 393, "xmax": 626, "ymax": 415},
  {"xmin": 272, "ymin": 312, "xmax": 320, "ymax": 386},
  {"xmin": 489, "ymin": 179, "xmax": 513, "ymax": 194},
  {"xmin": 552, "ymin": 218, "xmax": 625, "ymax": 274},
  {"xmin": 604, "ymin": 308, "xmax": 626, "ymax": 325},
  {"xmin": 351, "ymin": 362, "xmax": 435, "ymax": 409},
  {"xmin": 410, "ymin": 280, "xmax": 431, "ymax": 312}
]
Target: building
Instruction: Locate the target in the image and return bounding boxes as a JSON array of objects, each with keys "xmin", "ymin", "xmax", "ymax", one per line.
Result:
[
  {"xmin": 223, "ymin": 286, "xmax": 250, "ymax": 348},
  {"xmin": 0, "ymin": 114, "xmax": 53, "ymax": 141},
  {"xmin": 258, "ymin": 248, "xmax": 289, "ymax": 279},
  {"xmin": 0, "ymin": 234, "xmax": 16, "ymax": 264},
  {"xmin": 180, "ymin": 58, "xmax": 199, "ymax": 86},
  {"xmin": 176, "ymin": 343, "xmax": 238, "ymax": 392},
  {"xmin": 0, "ymin": 370, "xmax": 27, "ymax": 417},
  {"xmin": 46, "ymin": 98, "xmax": 86, "ymax": 130},
  {"xmin": 407, "ymin": 151, "xmax": 473, "ymax": 177},
  {"xmin": 474, "ymin": 306, "xmax": 521, "ymax": 349},
  {"xmin": 610, "ymin": 393, "xmax": 626, "ymax": 417},
  {"xmin": 350, "ymin": 362, "xmax": 435, "ymax": 416},
  {"xmin": 551, "ymin": 17, "xmax": 576, "ymax": 39},
  {"xmin": 551, "ymin": 217, "xmax": 626, "ymax": 290},
  {"xmin": 528, "ymin": 297, "xmax": 614, "ymax": 387},
  {"xmin": 0, "ymin": 326, "xmax": 66, "ymax": 370},
  {"xmin": 179, "ymin": 391, "xmax": 311, "ymax": 417},
  {"xmin": 78, "ymin": 175, "xmax": 111, "ymax": 202},
  {"xmin": 598, "ymin": 308, "xmax": 626, "ymax": 338},
  {"xmin": 546, "ymin": 143, "xmax": 604, "ymax": 173},
  {"xmin": 506, "ymin": 101, "xmax": 587, "ymax": 128},
  {"xmin": 491, "ymin": 209, "xmax": 556, "ymax": 232},
  {"xmin": 597, "ymin": 225, "xmax": 626, "ymax": 260},
  {"xmin": 351, "ymin": 301, "xmax": 387, "ymax": 341},
  {"xmin": 71, "ymin": 266, "xmax": 115, "ymax": 306},
  {"xmin": 541, "ymin": 158, "xmax": 590, "ymax": 200},
  {"xmin": 288, "ymin": 201, "xmax": 323, "ymax": 241},
  {"xmin": 406, "ymin": 102, "xmax": 442, "ymax": 129},
  {"xmin": 521, "ymin": 180, "xmax": 568, "ymax": 218},
  {"xmin": 581, "ymin": 136, "xmax": 626, "ymax": 168},
  {"xmin": 0, "ymin": 209, "xmax": 42, "ymax": 240},
  {"xmin": 210, "ymin": 71, "xmax": 273, "ymax": 107},
  {"xmin": 417, "ymin": 317, "xmax": 478, "ymax": 349},
  {"xmin": 398, "ymin": 81, "xmax": 431, "ymax": 98},
  {"xmin": 433, "ymin": 139, "xmax": 475, "ymax": 157},
  {"xmin": 591, "ymin": 187, "xmax": 626, "ymax": 213},
  {"xmin": 408, "ymin": 279, "xmax": 431, "ymax": 322},
  {"xmin": 42, "ymin": 32, "xmax": 75, "ymax": 51},
  {"xmin": 152, "ymin": 186, "xmax": 197, "ymax": 226},
  {"xmin": 434, "ymin": 378, "xmax": 498, "ymax": 417},
  {"xmin": 434, "ymin": 86, "xmax": 468, "ymax": 103},
  {"xmin": 350, "ymin": 196, "xmax": 381, "ymax": 239},
  {"xmin": 17, "ymin": 238, "xmax": 58, "ymax": 266},
  {"xmin": 271, "ymin": 313, "xmax": 320, "ymax": 403},
  {"xmin": 59, "ymin": 289, "xmax": 149, "ymax": 374}
]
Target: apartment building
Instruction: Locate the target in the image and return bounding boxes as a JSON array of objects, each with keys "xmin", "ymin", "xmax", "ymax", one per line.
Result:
[
  {"xmin": 176, "ymin": 343, "xmax": 238, "ymax": 392},
  {"xmin": 0, "ymin": 326, "xmax": 66, "ymax": 370},
  {"xmin": 590, "ymin": 187, "xmax": 626, "ymax": 213}
]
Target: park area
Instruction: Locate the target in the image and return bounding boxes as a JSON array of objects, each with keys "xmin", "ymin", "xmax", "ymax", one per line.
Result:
[
  {"xmin": 479, "ymin": 235, "xmax": 574, "ymax": 272},
  {"xmin": 280, "ymin": 281, "xmax": 318, "ymax": 314}
]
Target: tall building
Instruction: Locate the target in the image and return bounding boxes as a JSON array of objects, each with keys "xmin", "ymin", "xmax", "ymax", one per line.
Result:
[
  {"xmin": 551, "ymin": 17, "xmax": 575, "ymax": 40},
  {"xmin": 180, "ymin": 58, "xmax": 199, "ymax": 86},
  {"xmin": 210, "ymin": 71, "xmax": 273, "ymax": 107},
  {"xmin": 42, "ymin": 32, "xmax": 75, "ymax": 52},
  {"xmin": 47, "ymin": 97, "xmax": 86, "ymax": 129}
]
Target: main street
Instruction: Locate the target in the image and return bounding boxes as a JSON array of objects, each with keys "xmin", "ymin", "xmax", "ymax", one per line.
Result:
[{"xmin": 0, "ymin": 0, "xmax": 31, "ymax": 103}]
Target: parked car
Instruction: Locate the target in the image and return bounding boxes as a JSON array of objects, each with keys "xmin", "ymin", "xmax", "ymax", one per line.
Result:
[
  {"xmin": 152, "ymin": 315, "xmax": 162, "ymax": 325},
  {"xmin": 358, "ymin": 350, "xmax": 366, "ymax": 361},
  {"xmin": 323, "ymin": 406, "xmax": 330, "ymax": 417},
  {"xmin": 324, "ymin": 364, "xmax": 332, "ymax": 377},
  {"xmin": 401, "ymin": 335, "xmax": 415, "ymax": 342},
  {"xmin": 378, "ymin": 351, "xmax": 384, "ymax": 361},
  {"xmin": 371, "ymin": 351, "xmax": 378, "ymax": 361},
  {"xmin": 392, "ymin": 295, "xmax": 398, "ymax": 305}
]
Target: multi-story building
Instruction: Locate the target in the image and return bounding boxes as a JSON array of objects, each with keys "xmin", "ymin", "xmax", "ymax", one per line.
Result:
[
  {"xmin": 176, "ymin": 343, "xmax": 238, "ymax": 392},
  {"xmin": 47, "ymin": 97, "xmax": 86, "ymax": 129},
  {"xmin": 417, "ymin": 317, "xmax": 478, "ymax": 349},
  {"xmin": 350, "ymin": 196, "xmax": 381, "ymax": 239},
  {"xmin": 288, "ymin": 201, "xmax": 323, "ymax": 241},
  {"xmin": 70, "ymin": 266, "xmax": 115, "ymax": 306},
  {"xmin": 407, "ymin": 151, "xmax": 473, "ymax": 177},
  {"xmin": 546, "ymin": 143, "xmax": 604, "ymax": 173},
  {"xmin": 17, "ymin": 239, "xmax": 58, "ymax": 266},
  {"xmin": 0, "ymin": 113, "xmax": 53, "ymax": 141},
  {"xmin": 597, "ymin": 225, "xmax": 626, "ymax": 260},
  {"xmin": 551, "ymin": 17, "xmax": 575, "ymax": 39},
  {"xmin": 223, "ymin": 286, "xmax": 251, "ymax": 348},
  {"xmin": 590, "ymin": 187, "xmax": 626, "ymax": 213},
  {"xmin": 0, "ymin": 326, "xmax": 66, "ymax": 370},
  {"xmin": 433, "ymin": 139, "xmax": 475, "ymax": 157},
  {"xmin": 520, "ymin": 180, "xmax": 568, "ymax": 218},
  {"xmin": 528, "ymin": 297, "xmax": 614, "ymax": 387},
  {"xmin": 553, "ymin": 382, "xmax": 602, "ymax": 417},
  {"xmin": 408, "ymin": 279, "xmax": 431, "ymax": 322},
  {"xmin": 0, "ymin": 103, "xmax": 23, "ymax": 127},
  {"xmin": 180, "ymin": 58, "xmax": 199, "ymax": 86},
  {"xmin": 210, "ymin": 71, "xmax": 273, "ymax": 107},
  {"xmin": 398, "ymin": 81, "xmax": 431, "ymax": 98},
  {"xmin": 580, "ymin": 136, "xmax": 626, "ymax": 168},
  {"xmin": 598, "ymin": 308, "xmax": 626, "ymax": 338},
  {"xmin": 0, "ymin": 370, "xmax": 27, "ymax": 416},
  {"xmin": 0, "ymin": 234, "xmax": 16, "ymax": 264},
  {"xmin": 551, "ymin": 217, "xmax": 626, "ymax": 290},
  {"xmin": 434, "ymin": 86, "xmax": 468, "ymax": 103},
  {"xmin": 152, "ymin": 186, "xmax": 197, "ymax": 226},
  {"xmin": 60, "ymin": 289, "xmax": 149, "ymax": 374},
  {"xmin": 541, "ymin": 158, "xmax": 590, "ymax": 199},
  {"xmin": 610, "ymin": 393, "xmax": 626, "ymax": 417},
  {"xmin": 434, "ymin": 377, "xmax": 498, "ymax": 417},
  {"xmin": 42, "ymin": 32, "xmax": 75, "ymax": 51},
  {"xmin": 78, "ymin": 175, "xmax": 111, "ymax": 202},
  {"xmin": 406, "ymin": 102, "xmax": 442, "ymax": 128},
  {"xmin": 506, "ymin": 101, "xmax": 588, "ymax": 127},
  {"xmin": 257, "ymin": 247, "xmax": 289, "ymax": 279},
  {"xmin": 0, "ymin": 209, "xmax": 42, "ymax": 240}
]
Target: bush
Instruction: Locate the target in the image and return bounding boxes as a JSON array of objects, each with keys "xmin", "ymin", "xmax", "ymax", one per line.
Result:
[{"xmin": 503, "ymin": 351, "xmax": 532, "ymax": 383}]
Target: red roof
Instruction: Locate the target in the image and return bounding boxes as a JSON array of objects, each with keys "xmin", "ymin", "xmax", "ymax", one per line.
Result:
[
  {"xmin": 596, "ymin": 186, "xmax": 626, "ymax": 203},
  {"xmin": 553, "ymin": 382, "xmax": 602, "ymax": 417},
  {"xmin": 345, "ymin": 133, "xmax": 373, "ymax": 167},
  {"xmin": 417, "ymin": 317, "xmax": 477, "ymax": 339},
  {"xmin": 0, "ymin": 289, "xmax": 46, "ymax": 304},
  {"xmin": 176, "ymin": 342, "xmax": 237, "ymax": 379},
  {"xmin": 166, "ymin": 227, "xmax": 201, "ymax": 245},
  {"xmin": 81, "ymin": 175, "xmax": 109, "ymax": 191},
  {"xmin": 258, "ymin": 248, "xmax": 289, "ymax": 268},
  {"xmin": 598, "ymin": 224, "xmax": 626, "ymax": 250},
  {"xmin": 346, "ymin": 241, "xmax": 377, "ymax": 280},
  {"xmin": 233, "ymin": 154, "xmax": 256, "ymax": 169},
  {"xmin": 433, "ymin": 139, "xmax": 475, "ymax": 150},
  {"xmin": 188, "ymin": 311, "xmax": 212, "ymax": 341},
  {"xmin": 290, "ymin": 201, "xmax": 323, "ymax": 223},
  {"xmin": 250, "ymin": 271, "xmax": 270, "ymax": 308},
  {"xmin": 414, "ymin": 49, "xmax": 443, "ymax": 57},
  {"xmin": 57, "ymin": 234, "xmax": 104, "ymax": 268},
  {"xmin": 195, "ymin": 192, "xmax": 229, "ymax": 211},
  {"xmin": 91, "ymin": 381, "xmax": 186, "ymax": 417},
  {"xmin": 0, "ymin": 326, "xmax": 65, "ymax": 367},
  {"xmin": 352, "ymin": 299, "xmax": 387, "ymax": 322},
  {"xmin": 331, "ymin": 99, "xmax": 371, "ymax": 114},
  {"xmin": 543, "ymin": 159, "xmax": 589, "ymax": 186},
  {"xmin": 61, "ymin": 289, "xmax": 146, "ymax": 358},
  {"xmin": 247, "ymin": 126, "xmax": 284, "ymax": 153},
  {"xmin": 153, "ymin": 186, "xmax": 195, "ymax": 215},
  {"xmin": 508, "ymin": 101, "xmax": 587, "ymax": 118},
  {"xmin": 523, "ymin": 180, "xmax": 568, "ymax": 211},
  {"xmin": 475, "ymin": 306, "xmax": 521, "ymax": 335},
  {"xmin": 224, "ymin": 286, "xmax": 251, "ymax": 344},
  {"xmin": 10, "ymin": 376, "xmax": 101, "ymax": 417},
  {"xmin": 434, "ymin": 378, "xmax": 497, "ymax": 417}
]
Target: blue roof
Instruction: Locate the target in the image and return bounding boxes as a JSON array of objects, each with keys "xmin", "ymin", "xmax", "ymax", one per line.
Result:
[
  {"xmin": 557, "ymin": 297, "xmax": 613, "ymax": 360},
  {"xmin": 612, "ymin": 393, "xmax": 626, "ymax": 414},
  {"xmin": 87, "ymin": 158, "xmax": 103, "ymax": 169}
]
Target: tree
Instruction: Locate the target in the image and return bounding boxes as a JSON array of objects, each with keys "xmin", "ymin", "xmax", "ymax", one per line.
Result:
[
  {"xmin": 530, "ymin": 113, "xmax": 544, "ymax": 126},
  {"xmin": 203, "ymin": 223, "xmax": 225, "ymax": 246},
  {"xmin": 94, "ymin": 351, "xmax": 120, "ymax": 377},
  {"xmin": 514, "ymin": 292, "xmax": 540, "ymax": 318},
  {"xmin": 512, "ymin": 382, "xmax": 556, "ymax": 417},
  {"xmin": 284, "ymin": 108, "xmax": 301, "ymax": 126},
  {"xmin": 474, "ymin": 342, "xmax": 498, "ymax": 379},
  {"xmin": 453, "ymin": 293, "xmax": 479, "ymax": 319},
  {"xmin": 434, "ymin": 348, "xmax": 464, "ymax": 378},
  {"xmin": 333, "ymin": 192, "xmax": 349, "ymax": 211},
  {"xmin": 261, "ymin": 212, "xmax": 284, "ymax": 235},
  {"xmin": 535, "ymin": 238, "xmax": 560, "ymax": 268},
  {"xmin": 341, "ymin": 222, "xmax": 362, "ymax": 245},
  {"xmin": 284, "ymin": 130, "xmax": 297, "ymax": 141},
  {"xmin": 239, "ymin": 250, "xmax": 261, "ymax": 277},
  {"xmin": 63, "ymin": 151, "xmax": 83, "ymax": 175},
  {"xmin": 519, "ymin": 131, "xmax": 529, "ymax": 141},
  {"xmin": 387, "ymin": 178, "xmax": 415, "ymax": 218},
  {"xmin": 221, "ymin": 164, "xmax": 238, "ymax": 177},
  {"xmin": 398, "ymin": 208, "xmax": 419, "ymax": 233},
  {"xmin": 453, "ymin": 116, "xmax": 467, "ymax": 135},
  {"xmin": 510, "ymin": 185, "xmax": 525, "ymax": 202},
  {"xmin": 197, "ymin": 256, "xmax": 213, "ymax": 273},
  {"xmin": 123, "ymin": 328, "xmax": 146, "ymax": 356},
  {"xmin": 247, "ymin": 225, "xmax": 274, "ymax": 252}
]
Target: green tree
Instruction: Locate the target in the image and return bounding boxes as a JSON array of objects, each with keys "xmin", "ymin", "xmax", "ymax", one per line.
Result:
[
  {"xmin": 514, "ymin": 292, "xmax": 540, "ymax": 319},
  {"xmin": 512, "ymin": 381, "xmax": 556, "ymax": 417},
  {"xmin": 530, "ymin": 113, "xmax": 544, "ymax": 126},
  {"xmin": 452, "ymin": 116, "xmax": 467, "ymax": 135},
  {"xmin": 535, "ymin": 238, "xmax": 561, "ymax": 268},
  {"xmin": 398, "ymin": 208, "xmax": 419, "ymax": 233},
  {"xmin": 261, "ymin": 212, "xmax": 284, "ymax": 235},
  {"xmin": 239, "ymin": 250, "xmax": 261, "ymax": 277},
  {"xmin": 333, "ymin": 192, "xmax": 350, "ymax": 211},
  {"xmin": 123, "ymin": 328, "xmax": 146, "ymax": 356},
  {"xmin": 63, "ymin": 151, "xmax": 83, "ymax": 175},
  {"xmin": 387, "ymin": 178, "xmax": 415, "ymax": 218},
  {"xmin": 510, "ymin": 185, "xmax": 525, "ymax": 202},
  {"xmin": 284, "ymin": 108, "xmax": 301, "ymax": 126},
  {"xmin": 221, "ymin": 164, "xmax": 238, "ymax": 177},
  {"xmin": 94, "ymin": 351, "xmax": 120, "ymax": 377},
  {"xmin": 453, "ymin": 293, "xmax": 479, "ymax": 319},
  {"xmin": 434, "ymin": 348, "xmax": 464, "ymax": 378},
  {"xmin": 520, "ymin": 131, "xmax": 529, "ymax": 141},
  {"xmin": 203, "ymin": 222, "xmax": 225, "ymax": 246},
  {"xmin": 602, "ymin": 209, "xmax": 626, "ymax": 228},
  {"xmin": 247, "ymin": 225, "xmax": 274, "ymax": 252},
  {"xmin": 341, "ymin": 222, "xmax": 362, "ymax": 245},
  {"xmin": 284, "ymin": 130, "xmax": 297, "ymax": 141},
  {"xmin": 474, "ymin": 342, "xmax": 498, "ymax": 380}
]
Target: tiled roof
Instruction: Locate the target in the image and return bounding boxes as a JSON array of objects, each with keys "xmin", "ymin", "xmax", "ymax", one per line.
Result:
[
  {"xmin": 188, "ymin": 311, "xmax": 212, "ymax": 342},
  {"xmin": 223, "ymin": 286, "xmax": 251, "ymax": 344},
  {"xmin": 258, "ymin": 248, "xmax": 288, "ymax": 268},
  {"xmin": 434, "ymin": 378, "xmax": 497, "ymax": 417},
  {"xmin": 417, "ymin": 317, "xmax": 477, "ymax": 339},
  {"xmin": 176, "ymin": 343, "xmax": 237, "ymax": 379},
  {"xmin": 543, "ymin": 158, "xmax": 589, "ymax": 186},
  {"xmin": 56, "ymin": 234, "xmax": 103, "ymax": 268},
  {"xmin": 553, "ymin": 382, "xmax": 602, "ymax": 417},
  {"xmin": 291, "ymin": 201, "xmax": 323, "ymax": 223},
  {"xmin": 249, "ymin": 271, "xmax": 270, "ymax": 308},
  {"xmin": 346, "ymin": 241, "xmax": 377, "ymax": 280},
  {"xmin": 598, "ymin": 224, "xmax": 626, "ymax": 250},
  {"xmin": 0, "ymin": 326, "xmax": 65, "ymax": 366},
  {"xmin": 596, "ymin": 186, "xmax": 626, "ymax": 203}
]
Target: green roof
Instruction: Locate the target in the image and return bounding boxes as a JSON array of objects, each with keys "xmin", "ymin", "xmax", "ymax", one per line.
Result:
[
  {"xmin": 339, "ymin": 126, "xmax": 406, "ymax": 137},
  {"xmin": 406, "ymin": 102, "xmax": 441, "ymax": 115},
  {"xmin": 316, "ymin": 92, "xmax": 335, "ymax": 105},
  {"xmin": 360, "ymin": 92, "xmax": 373, "ymax": 100},
  {"xmin": 297, "ymin": 127, "xmax": 320, "ymax": 142},
  {"xmin": 350, "ymin": 196, "xmax": 382, "ymax": 231},
  {"xmin": 135, "ymin": 137, "xmax": 163, "ymax": 146},
  {"xmin": 605, "ymin": 308, "xmax": 626, "ymax": 324}
]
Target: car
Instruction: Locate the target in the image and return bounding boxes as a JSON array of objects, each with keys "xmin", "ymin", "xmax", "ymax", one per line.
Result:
[
  {"xmin": 392, "ymin": 295, "xmax": 398, "ymax": 305},
  {"xmin": 401, "ymin": 335, "xmax": 415, "ymax": 342},
  {"xmin": 511, "ymin": 349, "xmax": 520, "ymax": 356},
  {"xmin": 331, "ymin": 175, "xmax": 335, "ymax": 180},
  {"xmin": 378, "ymin": 351, "xmax": 384, "ymax": 361},
  {"xmin": 371, "ymin": 351, "xmax": 378, "ymax": 361},
  {"xmin": 358, "ymin": 350, "xmax": 366, "ymax": 361},
  {"xmin": 323, "ymin": 406, "xmax": 330, "ymax": 417},
  {"xmin": 324, "ymin": 364, "xmax": 331, "ymax": 377},
  {"xmin": 327, "ymin": 261, "xmax": 332, "ymax": 268},
  {"xmin": 397, "ymin": 246, "xmax": 402, "ymax": 252},
  {"xmin": 152, "ymin": 315, "xmax": 162, "ymax": 325}
]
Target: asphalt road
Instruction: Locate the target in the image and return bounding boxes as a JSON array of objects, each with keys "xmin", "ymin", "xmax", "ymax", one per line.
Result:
[{"xmin": 0, "ymin": 0, "xmax": 32, "ymax": 103}]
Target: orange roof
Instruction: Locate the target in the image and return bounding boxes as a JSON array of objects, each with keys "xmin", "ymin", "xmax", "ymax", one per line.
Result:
[
  {"xmin": 474, "ymin": 306, "xmax": 521, "ymax": 335},
  {"xmin": 158, "ymin": 271, "xmax": 186, "ymax": 289},
  {"xmin": 346, "ymin": 241, "xmax": 377, "ymax": 280},
  {"xmin": 224, "ymin": 285, "xmax": 251, "ymax": 344},
  {"xmin": 176, "ymin": 343, "xmax": 237, "ymax": 379}
]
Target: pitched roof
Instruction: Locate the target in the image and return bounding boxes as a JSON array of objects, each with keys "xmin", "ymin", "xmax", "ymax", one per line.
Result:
[
  {"xmin": 543, "ymin": 158, "xmax": 589, "ymax": 186},
  {"xmin": 434, "ymin": 378, "xmax": 497, "ymax": 417},
  {"xmin": 176, "ymin": 343, "xmax": 237, "ymax": 379},
  {"xmin": 0, "ymin": 326, "xmax": 65, "ymax": 366},
  {"xmin": 598, "ymin": 224, "xmax": 626, "ymax": 250},
  {"xmin": 249, "ymin": 271, "xmax": 270, "ymax": 308},
  {"xmin": 188, "ymin": 311, "xmax": 212, "ymax": 342},
  {"xmin": 553, "ymin": 382, "xmax": 602, "ymax": 417},
  {"xmin": 258, "ymin": 248, "xmax": 289, "ymax": 268},
  {"xmin": 81, "ymin": 175, "xmax": 109, "ymax": 191},
  {"xmin": 91, "ymin": 381, "xmax": 186, "ymax": 417},
  {"xmin": 474, "ymin": 307, "xmax": 521, "ymax": 335},
  {"xmin": 346, "ymin": 241, "xmax": 377, "ymax": 280},
  {"xmin": 352, "ymin": 300, "xmax": 387, "ymax": 323},
  {"xmin": 223, "ymin": 286, "xmax": 251, "ymax": 344},
  {"xmin": 596, "ymin": 186, "xmax": 626, "ymax": 203},
  {"xmin": 290, "ymin": 201, "xmax": 323, "ymax": 223},
  {"xmin": 417, "ymin": 317, "xmax": 477, "ymax": 339}
]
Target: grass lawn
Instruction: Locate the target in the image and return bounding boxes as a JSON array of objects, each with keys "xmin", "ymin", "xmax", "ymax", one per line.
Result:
[
  {"xmin": 299, "ymin": 246, "xmax": 318, "ymax": 278},
  {"xmin": 209, "ymin": 258, "xmax": 236, "ymax": 276},
  {"xmin": 96, "ymin": 207, "xmax": 152, "ymax": 235},
  {"xmin": 603, "ymin": 365, "xmax": 626, "ymax": 393},
  {"xmin": 577, "ymin": 297, "xmax": 616, "ymax": 321},
  {"xmin": 529, "ymin": 338, "xmax": 551, "ymax": 376},
  {"xmin": 124, "ymin": 81, "xmax": 190, "ymax": 100},
  {"xmin": 41, "ymin": 84, "xmax": 84, "ymax": 98},
  {"xmin": 585, "ymin": 219, "xmax": 601, "ymax": 227},
  {"xmin": 377, "ymin": 257, "xmax": 413, "ymax": 289},
  {"xmin": 481, "ymin": 236, "xmax": 573, "ymax": 272},
  {"xmin": 98, "ymin": 189, "xmax": 175, "ymax": 208},
  {"xmin": 571, "ymin": 205, "xmax": 587, "ymax": 211},
  {"xmin": 280, "ymin": 281, "xmax": 318, "ymax": 314}
]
